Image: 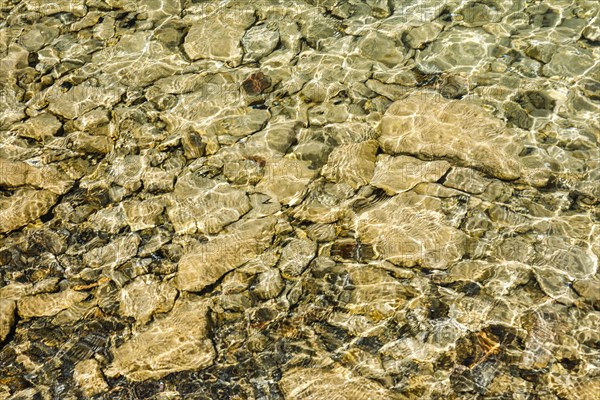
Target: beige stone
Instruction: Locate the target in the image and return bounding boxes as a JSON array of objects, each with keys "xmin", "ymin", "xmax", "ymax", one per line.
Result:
[
  {"xmin": 87, "ymin": 205, "xmax": 128, "ymax": 234},
  {"xmin": 322, "ymin": 140, "xmax": 378, "ymax": 189},
  {"xmin": 0, "ymin": 299, "xmax": 16, "ymax": 343},
  {"xmin": 47, "ymin": 83, "xmax": 123, "ymax": 120},
  {"xmin": 0, "ymin": 158, "xmax": 72, "ymax": 194},
  {"xmin": 167, "ymin": 175, "xmax": 250, "ymax": 235},
  {"xmin": 74, "ymin": 359, "xmax": 108, "ymax": 397},
  {"xmin": 123, "ymin": 197, "xmax": 165, "ymax": 232},
  {"xmin": 177, "ymin": 216, "xmax": 276, "ymax": 292},
  {"xmin": 0, "ymin": 189, "xmax": 59, "ymax": 234},
  {"xmin": 0, "ymin": 283, "xmax": 30, "ymax": 301},
  {"xmin": 92, "ymin": 31, "xmax": 188, "ymax": 86},
  {"xmin": 256, "ymin": 158, "xmax": 316, "ymax": 205},
  {"xmin": 342, "ymin": 266, "xmax": 412, "ymax": 318},
  {"xmin": 83, "ymin": 234, "xmax": 141, "ymax": 270},
  {"xmin": 279, "ymin": 366, "xmax": 401, "ymax": 400},
  {"xmin": 184, "ymin": 10, "xmax": 256, "ymax": 66},
  {"xmin": 24, "ymin": 0, "xmax": 86, "ymax": 16},
  {"xmin": 13, "ymin": 113, "xmax": 62, "ymax": 141},
  {"xmin": 119, "ymin": 275, "xmax": 177, "ymax": 324},
  {"xmin": 277, "ymin": 238, "xmax": 317, "ymax": 277},
  {"xmin": 379, "ymin": 92, "xmax": 523, "ymax": 180},
  {"xmin": 357, "ymin": 192, "xmax": 465, "ymax": 269},
  {"xmin": 105, "ymin": 296, "xmax": 215, "ymax": 381},
  {"xmin": 17, "ymin": 290, "xmax": 89, "ymax": 318},
  {"xmin": 573, "ymin": 279, "xmax": 600, "ymax": 304},
  {"xmin": 371, "ymin": 154, "xmax": 450, "ymax": 194},
  {"xmin": 443, "ymin": 166, "xmax": 491, "ymax": 194}
]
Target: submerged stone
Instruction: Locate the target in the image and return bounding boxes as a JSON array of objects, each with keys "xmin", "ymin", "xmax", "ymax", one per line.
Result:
[
  {"xmin": 279, "ymin": 366, "xmax": 399, "ymax": 400},
  {"xmin": 256, "ymin": 158, "xmax": 316, "ymax": 206},
  {"xmin": 105, "ymin": 296, "xmax": 215, "ymax": 381},
  {"xmin": 17, "ymin": 289, "xmax": 88, "ymax": 318},
  {"xmin": 357, "ymin": 191, "xmax": 465, "ymax": 269},
  {"xmin": 74, "ymin": 359, "xmax": 108, "ymax": 398},
  {"xmin": 322, "ymin": 140, "xmax": 378, "ymax": 189},
  {"xmin": 371, "ymin": 155, "xmax": 450, "ymax": 194},
  {"xmin": 0, "ymin": 189, "xmax": 60, "ymax": 234},
  {"xmin": 242, "ymin": 26, "xmax": 280, "ymax": 62},
  {"xmin": 277, "ymin": 238, "xmax": 317, "ymax": 277},
  {"xmin": 83, "ymin": 234, "xmax": 141, "ymax": 271},
  {"xmin": 379, "ymin": 92, "xmax": 523, "ymax": 180},
  {"xmin": 184, "ymin": 10, "xmax": 256, "ymax": 66},
  {"xmin": 167, "ymin": 175, "xmax": 251, "ymax": 235},
  {"xmin": 47, "ymin": 83, "xmax": 123, "ymax": 120},
  {"xmin": 13, "ymin": 113, "xmax": 62, "ymax": 141},
  {"xmin": 0, "ymin": 299, "xmax": 16, "ymax": 343},
  {"xmin": 119, "ymin": 275, "xmax": 178, "ymax": 324},
  {"xmin": 176, "ymin": 216, "xmax": 276, "ymax": 292}
]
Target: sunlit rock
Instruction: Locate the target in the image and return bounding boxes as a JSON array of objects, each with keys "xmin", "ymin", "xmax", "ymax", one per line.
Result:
[
  {"xmin": 184, "ymin": 9, "xmax": 256, "ymax": 66},
  {"xmin": 74, "ymin": 359, "xmax": 108, "ymax": 398},
  {"xmin": 83, "ymin": 234, "xmax": 141, "ymax": 271},
  {"xmin": 0, "ymin": 189, "xmax": 59, "ymax": 234},
  {"xmin": 122, "ymin": 197, "xmax": 165, "ymax": 232},
  {"xmin": 357, "ymin": 192, "xmax": 466, "ymax": 269},
  {"xmin": 379, "ymin": 92, "xmax": 523, "ymax": 180},
  {"xmin": 176, "ymin": 216, "xmax": 276, "ymax": 292},
  {"xmin": 371, "ymin": 155, "xmax": 450, "ymax": 194},
  {"xmin": 47, "ymin": 82, "xmax": 124, "ymax": 120},
  {"xmin": 13, "ymin": 113, "xmax": 62, "ymax": 141},
  {"xmin": 105, "ymin": 296, "xmax": 215, "ymax": 381},
  {"xmin": 322, "ymin": 140, "xmax": 378, "ymax": 189},
  {"xmin": 0, "ymin": 300, "xmax": 16, "ymax": 343},
  {"xmin": 256, "ymin": 158, "xmax": 316, "ymax": 205},
  {"xmin": 280, "ymin": 366, "xmax": 399, "ymax": 400},
  {"xmin": 277, "ymin": 238, "xmax": 317, "ymax": 277},
  {"xmin": 166, "ymin": 174, "xmax": 251, "ymax": 235},
  {"xmin": 17, "ymin": 289, "xmax": 89, "ymax": 318},
  {"xmin": 119, "ymin": 275, "xmax": 177, "ymax": 324}
]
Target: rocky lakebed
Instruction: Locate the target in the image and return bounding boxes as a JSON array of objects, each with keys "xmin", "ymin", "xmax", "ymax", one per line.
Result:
[{"xmin": 0, "ymin": 0, "xmax": 599, "ymax": 399}]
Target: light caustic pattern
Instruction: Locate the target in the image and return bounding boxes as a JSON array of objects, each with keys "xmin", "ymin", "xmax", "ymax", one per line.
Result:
[{"xmin": 0, "ymin": 0, "xmax": 598, "ymax": 399}]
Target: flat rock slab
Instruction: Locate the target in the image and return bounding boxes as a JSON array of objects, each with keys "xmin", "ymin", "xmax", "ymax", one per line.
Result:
[
  {"xmin": 176, "ymin": 216, "xmax": 276, "ymax": 292},
  {"xmin": 357, "ymin": 191, "xmax": 465, "ymax": 269},
  {"xmin": 119, "ymin": 275, "xmax": 177, "ymax": 324},
  {"xmin": 83, "ymin": 234, "xmax": 141, "ymax": 270},
  {"xmin": 379, "ymin": 92, "xmax": 523, "ymax": 180},
  {"xmin": 17, "ymin": 289, "xmax": 88, "ymax": 318},
  {"xmin": 167, "ymin": 175, "xmax": 251, "ymax": 235},
  {"xmin": 371, "ymin": 154, "xmax": 450, "ymax": 194},
  {"xmin": 184, "ymin": 10, "xmax": 256, "ymax": 66},
  {"xmin": 92, "ymin": 31, "xmax": 188, "ymax": 86},
  {"xmin": 256, "ymin": 158, "xmax": 316, "ymax": 206},
  {"xmin": 24, "ymin": 0, "xmax": 86, "ymax": 17},
  {"xmin": 105, "ymin": 296, "xmax": 215, "ymax": 381},
  {"xmin": 277, "ymin": 238, "xmax": 317, "ymax": 277},
  {"xmin": 0, "ymin": 158, "xmax": 72, "ymax": 194},
  {"xmin": 280, "ymin": 366, "xmax": 402, "ymax": 400},
  {"xmin": 0, "ymin": 189, "xmax": 59, "ymax": 234},
  {"xmin": 322, "ymin": 140, "xmax": 378, "ymax": 189},
  {"xmin": 47, "ymin": 83, "xmax": 124, "ymax": 120},
  {"xmin": 122, "ymin": 198, "xmax": 165, "ymax": 232},
  {"xmin": 12, "ymin": 113, "xmax": 62, "ymax": 141},
  {"xmin": 74, "ymin": 359, "xmax": 108, "ymax": 398}
]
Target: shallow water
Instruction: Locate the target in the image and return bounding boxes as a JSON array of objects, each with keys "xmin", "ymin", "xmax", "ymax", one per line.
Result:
[{"xmin": 0, "ymin": 0, "xmax": 599, "ymax": 399}]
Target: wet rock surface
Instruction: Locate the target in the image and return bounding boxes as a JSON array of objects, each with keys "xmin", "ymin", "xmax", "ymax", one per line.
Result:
[
  {"xmin": 0, "ymin": 0, "xmax": 598, "ymax": 399},
  {"xmin": 105, "ymin": 296, "xmax": 215, "ymax": 381}
]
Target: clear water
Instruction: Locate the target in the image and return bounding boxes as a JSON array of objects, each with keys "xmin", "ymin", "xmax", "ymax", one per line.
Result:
[{"xmin": 0, "ymin": 0, "xmax": 598, "ymax": 399}]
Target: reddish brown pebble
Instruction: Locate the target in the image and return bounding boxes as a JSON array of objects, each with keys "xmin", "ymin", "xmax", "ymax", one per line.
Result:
[{"xmin": 242, "ymin": 71, "xmax": 271, "ymax": 95}]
